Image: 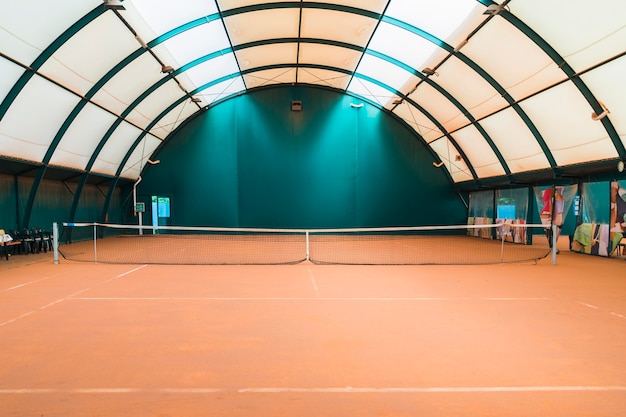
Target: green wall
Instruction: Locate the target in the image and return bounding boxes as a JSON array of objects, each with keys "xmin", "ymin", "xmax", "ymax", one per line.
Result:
[{"xmin": 139, "ymin": 86, "xmax": 466, "ymax": 228}]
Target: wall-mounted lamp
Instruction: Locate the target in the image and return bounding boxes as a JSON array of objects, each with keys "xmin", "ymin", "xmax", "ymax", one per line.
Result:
[
  {"xmin": 349, "ymin": 103, "xmax": 364, "ymax": 108},
  {"xmin": 147, "ymin": 159, "xmax": 160, "ymax": 165},
  {"xmin": 421, "ymin": 67, "xmax": 438, "ymax": 77},
  {"xmin": 392, "ymin": 99, "xmax": 403, "ymax": 105},
  {"xmin": 591, "ymin": 100, "xmax": 610, "ymax": 121},
  {"xmin": 161, "ymin": 65, "xmax": 174, "ymax": 74},
  {"xmin": 433, "ymin": 161, "xmax": 444, "ymax": 168},
  {"xmin": 191, "ymin": 97, "xmax": 202, "ymax": 103},
  {"xmin": 103, "ymin": 0, "xmax": 125, "ymax": 10}
]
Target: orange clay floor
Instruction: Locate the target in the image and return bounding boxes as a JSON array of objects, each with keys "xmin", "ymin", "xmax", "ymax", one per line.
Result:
[{"xmin": 0, "ymin": 247, "xmax": 625, "ymax": 417}]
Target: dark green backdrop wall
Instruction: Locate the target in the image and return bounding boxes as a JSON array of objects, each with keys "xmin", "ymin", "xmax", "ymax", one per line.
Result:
[{"xmin": 138, "ymin": 86, "xmax": 466, "ymax": 228}]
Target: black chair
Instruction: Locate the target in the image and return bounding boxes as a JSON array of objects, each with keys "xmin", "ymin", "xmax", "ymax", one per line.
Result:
[
  {"xmin": 20, "ymin": 228, "xmax": 37, "ymax": 254},
  {"xmin": 33, "ymin": 228, "xmax": 52, "ymax": 253}
]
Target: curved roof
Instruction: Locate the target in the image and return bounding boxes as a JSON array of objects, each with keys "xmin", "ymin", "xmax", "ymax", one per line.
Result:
[{"xmin": 1, "ymin": 0, "xmax": 625, "ymax": 187}]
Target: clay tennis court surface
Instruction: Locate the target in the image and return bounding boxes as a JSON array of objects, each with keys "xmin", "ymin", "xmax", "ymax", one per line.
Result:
[{"xmin": 1, "ymin": 251, "xmax": 625, "ymax": 416}]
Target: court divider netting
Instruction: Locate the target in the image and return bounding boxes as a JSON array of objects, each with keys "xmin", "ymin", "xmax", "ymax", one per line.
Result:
[{"xmin": 55, "ymin": 222, "xmax": 553, "ymax": 265}]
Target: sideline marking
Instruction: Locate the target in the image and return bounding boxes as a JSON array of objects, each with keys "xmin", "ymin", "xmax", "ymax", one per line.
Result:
[
  {"xmin": 4, "ymin": 277, "xmax": 50, "ymax": 291},
  {"xmin": 0, "ymin": 265, "xmax": 148, "ymax": 327},
  {"xmin": 0, "ymin": 386, "xmax": 625, "ymax": 394},
  {"xmin": 578, "ymin": 301, "xmax": 626, "ymax": 320}
]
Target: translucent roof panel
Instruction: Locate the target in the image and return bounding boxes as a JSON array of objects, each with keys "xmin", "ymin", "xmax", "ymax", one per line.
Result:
[{"xmin": 0, "ymin": 0, "xmax": 624, "ymax": 188}]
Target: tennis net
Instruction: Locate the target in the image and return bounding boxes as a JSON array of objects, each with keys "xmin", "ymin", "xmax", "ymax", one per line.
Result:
[{"xmin": 57, "ymin": 222, "xmax": 552, "ymax": 265}]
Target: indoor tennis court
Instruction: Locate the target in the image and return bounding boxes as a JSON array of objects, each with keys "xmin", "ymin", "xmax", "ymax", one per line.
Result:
[
  {"xmin": 1, "ymin": 249, "xmax": 625, "ymax": 417},
  {"xmin": 2, "ymin": 1, "xmax": 626, "ymax": 416}
]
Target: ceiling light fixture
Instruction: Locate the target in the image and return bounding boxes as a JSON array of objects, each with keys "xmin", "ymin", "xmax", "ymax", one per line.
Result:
[
  {"xmin": 191, "ymin": 97, "xmax": 201, "ymax": 103},
  {"xmin": 350, "ymin": 103, "xmax": 364, "ymax": 108},
  {"xmin": 591, "ymin": 100, "xmax": 610, "ymax": 121},
  {"xmin": 433, "ymin": 161, "xmax": 444, "ymax": 168},
  {"xmin": 161, "ymin": 65, "xmax": 174, "ymax": 74},
  {"xmin": 422, "ymin": 67, "xmax": 438, "ymax": 77},
  {"xmin": 147, "ymin": 159, "xmax": 160, "ymax": 165},
  {"xmin": 103, "ymin": 0, "xmax": 125, "ymax": 10}
]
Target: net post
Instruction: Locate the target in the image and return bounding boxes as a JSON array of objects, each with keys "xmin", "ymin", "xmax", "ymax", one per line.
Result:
[
  {"xmin": 551, "ymin": 223, "xmax": 557, "ymax": 265},
  {"xmin": 305, "ymin": 230, "xmax": 310, "ymax": 261},
  {"xmin": 52, "ymin": 222, "xmax": 59, "ymax": 264},
  {"xmin": 500, "ymin": 224, "xmax": 506, "ymax": 263},
  {"xmin": 93, "ymin": 223, "xmax": 97, "ymax": 264}
]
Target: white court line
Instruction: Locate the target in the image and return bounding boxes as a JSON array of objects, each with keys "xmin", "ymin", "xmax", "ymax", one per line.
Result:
[
  {"xmin": 4, "ymin": 277, "xmax": 50, "ymax": 291},
  {"xmin": 0, "ymin": 386, "xmax": 625, "ymax": 394},
  {"xmin": 237, "ymin": 386, "xmax": 626, "ymax": 393},
  {"xmin": 306, "ymin": 267, "xmax": 319, "ymax": 297},
  {"xmin": 69, "ymin": 296, "xmax": 552, "ymax": 301},
  {"xmin": 578, "ymin": 301, "xmax": 626, "ymax": 320},
  {"xmin": 0, "ymin": 265, "xmax": 149, "ymax": 327}
]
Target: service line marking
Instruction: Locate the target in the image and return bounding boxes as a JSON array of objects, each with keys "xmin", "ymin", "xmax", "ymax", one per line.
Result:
[
  {"xmin": 0, "ymin": 386, "xmax": 625, "ymax": 395},
  {"xmin": 68, "ymin": 297, "xmax": 552, "ymax": 301}
]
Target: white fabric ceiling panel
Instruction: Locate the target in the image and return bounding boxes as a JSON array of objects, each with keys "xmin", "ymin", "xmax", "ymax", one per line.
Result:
[
  {"xmin": 0, "ymin": 59, "xmax": 25, "ymax": 101},
  {"xmin": 385, "ymin": 0, "xmax": 478, "ymax": 44},
  {"xmin": 434, "ymin": 57, "xmax": 509, "ymax": 121},
  {"xmin": 196, "ymin": 77, "xmax": 246, "ymax": 106},
  {"xmin": 301, "ymin": 8, "xmax": 377, "ymax": 47},
  {"xmin": 304, "ymin": 0, "xmax": 387, "ymax": 12},
  {"xmin": 125, "ymin": 0, "xmax": 218, "ymax": 39},
  {"xmin": 225, "ymin": 9, "xmax": 300, "ymax": 46},
  {"xmin": 355, "ymin": 54, "xmax": 418, "ymax": 101},
  {"xmin": 92, "ymin": 53, "xmax": 163, "ymax": 116},
  {"xmin": 347, "ymin": 77, "xmax": 399, "ymax": 108},
  {"xmin": 367, "ymin": 21, "xmax": 438, "ymax": 75},
  {"xmin": 150, "ymin": 101, "xmax": 198, "ymax": 138},
  {"xmin": 131, "ymin": 81, "xmax": 187, "ymax": 132},
  {"xmin": 429, "ymin": 137, "xmax": 472, "ymax": 183},
  {"xmin": 452, "ymin": 126, "xmax": 505, "ymax": 178},
  {"xmin": 243, "ymin": 68, "xmax": 297, "ymax": 89},
  {"xmin": 393, "ymin": 102, "xmax": 443, "ymax": 143},
  {"xmin": 463, "ymin": 18, "xmax": 566, "ymax": 101},
  {"xmin": 91, "ymin": 122, "xmax": 150, "ymax": 177},
  {"xmin": 0, "ymin": 75, "xmax": 80, "ymax": 162},
  {"xmin": 151, "ymin": 21, "xmax": 229, "ymax": 69},
  {"xmin": 407, "ymin": 82, "xmax": 469, "ymax": 135},
  {"xmin": 217, "ymin": 0, "xmax": 292, "ymax": 11},
  {"xmin": 50, "ymin": 103, "xmax": 118, "ymax": 170},
  {"xmin": 298, "ymin": 44, "xmax": 361, "ymax": 72},
  {"xmin": 0, "ymin": 0, "xmax": 99, "ymax": 66},
  {"xmin": 480, "ymin": 108, "xmax": 549, "ymax": 174},
  {"xmin": 235, "ymin": 44, "xmax": 298, "ymax": 72},
  {"xmin": 179, "ymin": 53, "xmax": 240, "ymax": 90},
  {"xmin": 297, "ymin": 68, "xmax": 352, "ymax": 90},
  {"xmin": 511, "ymin": 0, "xmax": 626, "ymax": 72},
  {"xmin": 520, "ymin": 82, "xmax": 618, "ymax": 166},
  {"xmin": 580, "ymin": 58, "xmax": 626, "ymax": 148},
  {"xmin": 119, "ymin": 134, "xmax": 163, "ymax": 179},
  {"xmin": 39, "ymin": 14, "xmax": 139, "ymax": 96}
]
